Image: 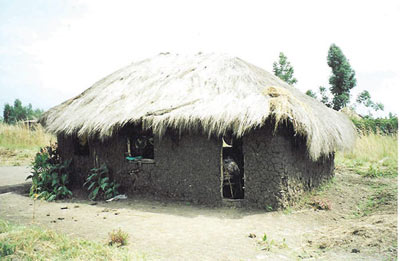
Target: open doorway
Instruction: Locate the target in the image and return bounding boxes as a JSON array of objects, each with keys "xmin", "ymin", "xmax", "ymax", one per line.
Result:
[{"xmin": 221, "ymin": 135, "xmax": 244, "ymax": 199}]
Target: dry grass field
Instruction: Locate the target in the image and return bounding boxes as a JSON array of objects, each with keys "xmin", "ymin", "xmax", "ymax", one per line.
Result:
[
  {"xmin": 0, "ymin": 123, "xmax": 55, "ymax": 166},
  {"xmin": 336, "ymin": 133, "xmax": 398, "ymax": 177}
]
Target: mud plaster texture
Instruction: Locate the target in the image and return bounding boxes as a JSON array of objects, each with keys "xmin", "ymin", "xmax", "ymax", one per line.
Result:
[
  {"xmin": 243, "ymin": 126, "xmax": 334, "ymax": 209},
  {"xmin": 57, "ymin": 125, "xmax": 334, "ymax": 209},
  {"xmin": 58, "ymin": 131, "xmax": 221, "ymax": 205}
]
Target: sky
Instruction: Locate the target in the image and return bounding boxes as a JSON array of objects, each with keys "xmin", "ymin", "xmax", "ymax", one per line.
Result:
[{"xmin": 1, "ymin": 0, "xmax": 399, "ymax": 117}]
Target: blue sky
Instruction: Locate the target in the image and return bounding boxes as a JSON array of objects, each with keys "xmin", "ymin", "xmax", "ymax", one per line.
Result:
[
  {"xmin": 0, "ymin": 0, "xmax": 85, "ymax": 109},
  {"xmin": 1, "ymin": 0, "xmax": 399, "ymax": 116}
]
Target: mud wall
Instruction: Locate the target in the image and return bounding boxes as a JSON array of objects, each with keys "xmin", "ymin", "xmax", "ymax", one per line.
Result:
[
  {"xmin": 57, "ymin": 131, "xmax": 221, "ymax": 205},
  {"xmin": 243, "ymin": 126, "xmax": 334, "ymax": 209},
  {"xmin": 57, "ymin": 134, "xmax": 92, "ymax": 187},
  {"xmin": 150, "ymin": 133, "xmax": 221, "ymax": 204},
  {"xmin": 58, "ymin": 124, "xmax": 334, "ymax": 208}
]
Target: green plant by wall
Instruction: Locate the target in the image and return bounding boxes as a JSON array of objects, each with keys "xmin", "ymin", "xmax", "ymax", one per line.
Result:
[
  {"xmin": 84, "ymin": 164, "xmax": 120, "ymax": 200},
  {"xmin": 27, "ymin": 144, "xmax": 72, "ymax": 201}
]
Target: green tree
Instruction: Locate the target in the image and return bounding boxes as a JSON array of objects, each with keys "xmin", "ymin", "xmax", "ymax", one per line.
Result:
[
  {"xmin": 319, "ymin": 86, "xmax": 331, "ymax": 107},
  {"xmin": 356, "ymin": 90, "xmax": 384, "ymax": 112},
  {"xmin": 327, "ymin": 44, "xmax": 357, "ymax": 110},
  {"xmin": 2, "ymin": 99, "xmax": 43, "ymax": 124},
  {"xmin": 305, "ymin": 90, "xmax": 317, "ymax": 99},
  {"xmin": 273, "ymin": 52, "xmax": 298, "ymax": 85},
  {"xmin": 3, "ymin": 104, "xmax": 14, "ymax": 124},
  {"xmin": 13, "ymin": 99, "xmax": 26, "ymax": 122}
]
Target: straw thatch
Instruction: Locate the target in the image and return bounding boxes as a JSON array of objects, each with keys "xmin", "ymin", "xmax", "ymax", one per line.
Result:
[{"xmin": 40, "ymin": 53, "xmax": 356, "ymax": 160}]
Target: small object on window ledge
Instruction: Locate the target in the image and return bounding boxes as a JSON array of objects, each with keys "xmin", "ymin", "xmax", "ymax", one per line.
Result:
[
  {"xmin": 125, "ymin": 156, "xmax": 155, "ymax": 164},
  {"xmin": 126, "ymin": 156, "xmax": 143, "ymax": 161}
]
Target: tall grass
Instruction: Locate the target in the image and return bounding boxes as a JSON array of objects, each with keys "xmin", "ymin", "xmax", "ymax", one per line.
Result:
[
  {"xmin": 0, "ymin": 123, "xmax": 55, "ymax": 166},
  {"xmin": 336, "ymin": 133, "xmax": 398, "ymax": 177},
  {"xmin": 0, "ymin": 123, "xmax": 54, "ymax": 150}
]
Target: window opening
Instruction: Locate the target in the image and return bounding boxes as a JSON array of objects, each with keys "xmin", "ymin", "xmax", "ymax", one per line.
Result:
[
  {"xmin": 222, "ymin": 135, "xmax": 244, "ymax": 199},
  {"xmin": 126, "ymin": 130, "xmax": 154, "ymax": 160},
  {"xmin": 74, "ymin": 134, "xmax": 89, "ymax": 156}
]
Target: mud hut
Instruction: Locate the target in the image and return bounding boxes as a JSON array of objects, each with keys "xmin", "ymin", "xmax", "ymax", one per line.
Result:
[{"xmin": 40, "ymin": 53, "xmax": 356, "ymax": 208}]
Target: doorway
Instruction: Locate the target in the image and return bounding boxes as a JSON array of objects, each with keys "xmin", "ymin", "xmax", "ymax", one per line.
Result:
[{"xmin": 221, "ymin": 135, "xmax": 244, "ymax": 199}]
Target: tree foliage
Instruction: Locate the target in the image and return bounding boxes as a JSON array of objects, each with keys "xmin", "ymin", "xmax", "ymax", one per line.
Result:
[
  {"xmin": 319, "ymin": 86, "xmax": 332, "ymax": 107},
  {"xmin": 356, "ymin": 90, "xmax": 384, "ymax": 112},
  {"xmin": 273, "ymin": 52, "xmax": 298, "ymax": 85},
  {"xmin": 352, "ymin": 114, "xmax": 398, "ymax": 135},
  {"xmin": 3, "ymin": 99, "xmax": 43, "ymax": 124},
  {"xmin": 304, "ymin": 87, "xmax": 332, "ymax": 107},
  {"xmin": 327, "ymin": 44, "xmax": 357, "ymax": 110},
  {"xmin": 305, "ymin": 90, "xmax": 317, "ymax": 99}
]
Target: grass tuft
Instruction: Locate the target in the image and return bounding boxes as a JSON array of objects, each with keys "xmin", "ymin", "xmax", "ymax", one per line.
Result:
[{"xmin": 108, "ymin": 228, "xmax": 129, "ymax": 247}]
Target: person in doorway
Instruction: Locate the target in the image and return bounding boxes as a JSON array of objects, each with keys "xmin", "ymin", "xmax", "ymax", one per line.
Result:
[{"xmin": 223, "ymin": 157, "xmax": 242, "ymax": 198}]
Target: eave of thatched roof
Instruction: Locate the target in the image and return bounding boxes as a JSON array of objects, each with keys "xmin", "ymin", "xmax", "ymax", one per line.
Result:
[{"xmin": 40, "ymin": 53, "xmax": 356, "ymax": 160}]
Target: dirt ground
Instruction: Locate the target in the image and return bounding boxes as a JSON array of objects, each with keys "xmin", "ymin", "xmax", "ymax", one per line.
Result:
[{"xmin": 0, "ymin": 168, "xmax": 397, "ymax": 261}]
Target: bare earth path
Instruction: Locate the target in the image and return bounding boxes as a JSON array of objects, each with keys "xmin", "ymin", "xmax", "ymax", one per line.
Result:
[
  {"xmin": 0, "ymin": 166, "xmax": 30, "ymax": 186},
  {"xmin": 0, "ymin": 166, "xmax": 31, "ymax": 193},
  {"xmin": 0, "ymin": 167, "xmax": 397, "ymax": 260}
]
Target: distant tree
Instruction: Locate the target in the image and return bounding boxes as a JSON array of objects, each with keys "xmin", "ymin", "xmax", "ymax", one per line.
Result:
[
  {"xmin": 305, "ymin": 90, "xmax": 317, "ymax": 99},
  {"xmin": 2, "ymin": 99, "xmax": 43, "ymax": 124},
  {"xmin": 33, "ymin": 108, "xmax": 43, "ymax": 118},
  {"xmin": 13, "ymin": 99, "xmax": 27, "ymax": 122},
  {"xmin": 327, "ymin": 44, "xmax": 357, "ymax": 110},
  {"xmin": 273, "ymin": 52, "xmax": 298, "ymax": 85},
  {"xmin": 356, "ymin": 90, "xmax": 384, "ymax": 112},
  {"xmin": 319, "ymin": 86, "xmax": 332, "ymax": 108},
  {"xmin": 3, "ymin": 104, "xmax": 14, "ymax": 124}
]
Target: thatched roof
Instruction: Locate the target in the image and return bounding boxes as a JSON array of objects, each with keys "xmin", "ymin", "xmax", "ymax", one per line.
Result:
[{"xmin": 41, "ymin": 53, "xmax": 356, "ymax": 160}]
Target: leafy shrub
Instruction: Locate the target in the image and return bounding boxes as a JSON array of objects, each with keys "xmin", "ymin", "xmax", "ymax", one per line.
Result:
[
  {"xmin": 108, "ymin": 228, "xmax": 129, "ymax": 247},
  {"xmin": 84, "ymin": 164, "xmax": 120, "ymax": 200},
  {"xmin": 352, "ymin": 116, "xmax": 398, "ymax": 135},
  {"xmin": 27, "ymin": 143, "xmax": 72, "ymax": 201}
]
